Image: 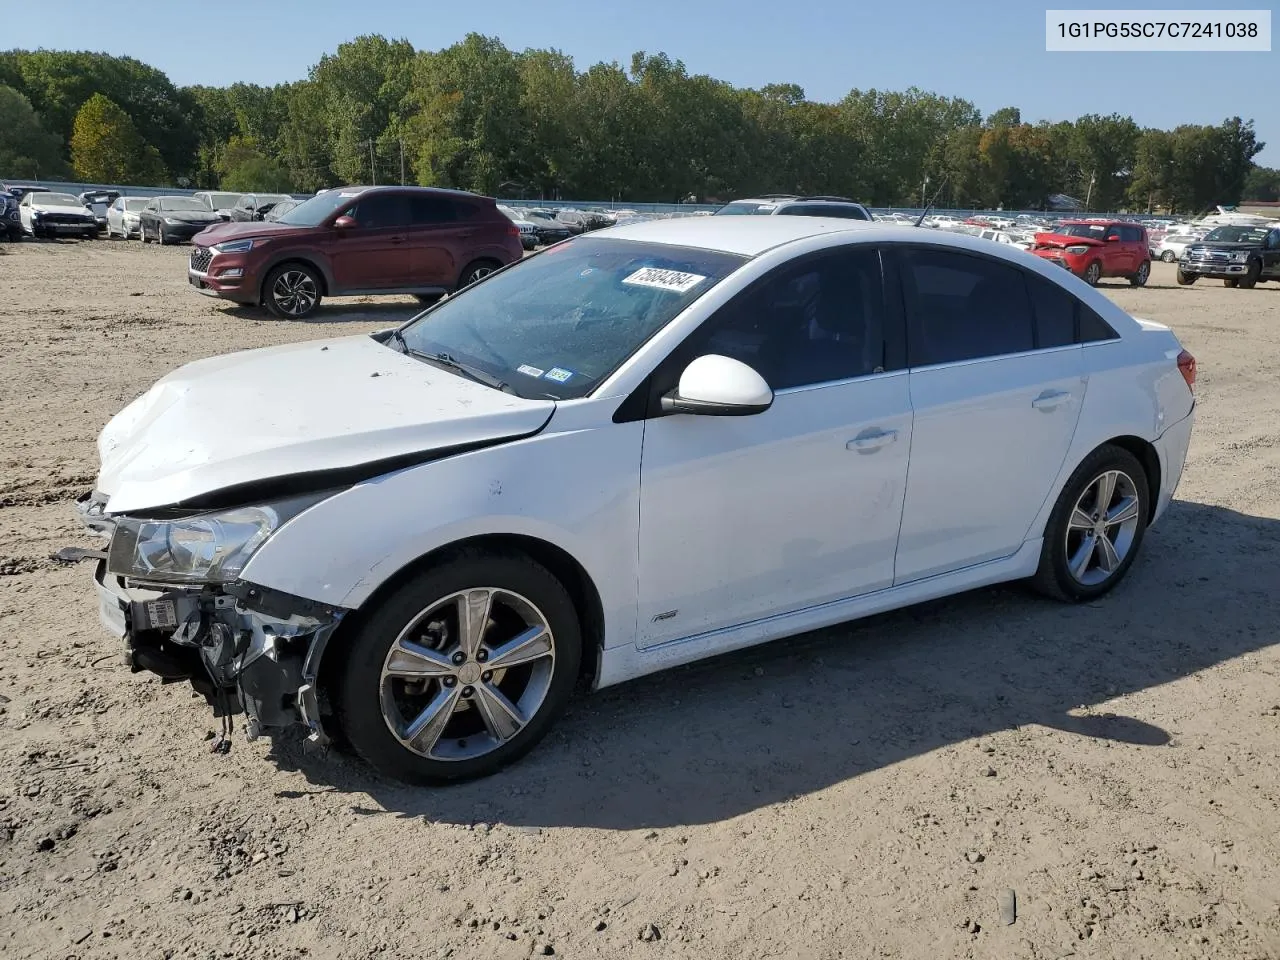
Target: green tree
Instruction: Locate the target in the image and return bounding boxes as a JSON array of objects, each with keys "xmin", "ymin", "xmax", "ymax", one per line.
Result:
[
  {"xmin": 0, "ymin": 84, "xmax": 69, "ymax": 179},
  {"xmin": 1243, "ymin": 165, "xmax": 1280, "ymax": 202},
  {"xmin": 217, "ymin": 135, "xmax": 290, "ymax": 191},
  {"xmin": 69, "ymin": 93, "xmax": 167, "ymax": 184}
]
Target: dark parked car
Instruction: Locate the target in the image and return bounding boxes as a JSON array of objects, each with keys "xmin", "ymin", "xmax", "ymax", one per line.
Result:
[
  {"xmin": 226, "ymin": 193, "xmax": 296, "ymax": 222},
  {"xmin": 1, "ymin": 192, "xmax": 22, "ymax": 241},
  {"xmin": 521, "ymin": 211, "xmax": 573, "ymax": 245},
  {"xmin": 186, "ymin": 185, "xmax": 525, "ymax": 319},
  {"xmin": 139, "ymin": 196, "xmax": 225, "ymax": 244},
  {"xmin": 714, "ymin": 194, "xmax": 874, "ymax": 221},
  {"xmin": 263, "ymin": 198, "xmax": 300, "ymax": 221},
  {"xmin": 1177, "ymin": 224, "xmax": 1280, "ymax": 288}
]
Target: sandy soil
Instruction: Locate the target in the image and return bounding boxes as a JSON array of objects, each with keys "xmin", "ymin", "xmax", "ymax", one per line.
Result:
[{"xmin": 1, "ymin": 238, "xmax": 1278, "ymax": 960}]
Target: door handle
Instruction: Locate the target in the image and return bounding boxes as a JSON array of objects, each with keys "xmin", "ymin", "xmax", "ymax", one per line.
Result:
[
  {"xmin": 847, "ymin": 428, "xmax": 899, "ymax": 452},
  {"xmin": 389, "ymin": 236, "xmax": 405, "ymax": 244},
  {"xmin": 1031, "ymin": 389, "xmax": 1073, "ymax": 411}
]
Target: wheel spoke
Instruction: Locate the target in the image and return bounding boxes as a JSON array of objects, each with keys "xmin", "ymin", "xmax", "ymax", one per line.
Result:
[
  {"xmin": 1069, "ymin": 507, "xmax": 1095, "ymax": 531},
  {"xmin": 456, "ymin": 589, "xmax": 494, "ymax": 658},
  {"xmin": 402, "ymin": 685, "xmax": 463, "ymax": 757},
  {"xmin": 1096, "ymin": 533, "xmax": 1122, "ymax": 573},
  {"xmin": 487, "ymin": 624, "xmax": 553, "ymax": 670},
  {"xmin": 472, "ymin": 681, "xmax": 525, "ymax": 742},
  {"xmin": 383, "ymin": 639, "xmax": 454, "ymax": 679},
  {"xmin": 1069, "ymin": 534, "xmax": 1097, "ymax": 580},
  {"xmin": 1093, "ymin": 471, "xmax": 1117, "ymax": 512},
  {"xmin": 1105, "ymin": 496, "xmax": 1140, "ymax": 527}
]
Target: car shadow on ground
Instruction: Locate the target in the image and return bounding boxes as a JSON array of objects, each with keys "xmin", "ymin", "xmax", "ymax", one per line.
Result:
[
  {"xmin": 266, "ymin": 499, "xmax": 1279, "ymax": 829},
  {"xmin": 219, "ymin": 301, "xmax": 426, "ymax": 325}
]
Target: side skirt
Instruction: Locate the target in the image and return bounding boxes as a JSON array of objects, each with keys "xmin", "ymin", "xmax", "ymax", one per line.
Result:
[{"xmin": 595, "ymin": 540, "xmax": 1043, "ymax": 689}]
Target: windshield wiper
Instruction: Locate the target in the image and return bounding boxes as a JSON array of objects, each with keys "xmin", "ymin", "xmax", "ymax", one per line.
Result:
[{"xmin": 411, "ymin": 350, "xmax": 514, "ymax": 394}]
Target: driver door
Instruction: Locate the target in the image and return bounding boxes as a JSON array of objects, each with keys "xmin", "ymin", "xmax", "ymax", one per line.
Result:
[
  {"xmin": 634, "ymin": 246, "xmax": 912, "ymax": 648},
  {"xmin": 328, "ymin": 192, "xmax": 413, "ymax": 291}
]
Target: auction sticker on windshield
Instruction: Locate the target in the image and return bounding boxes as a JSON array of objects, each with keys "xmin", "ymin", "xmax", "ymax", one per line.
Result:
[
  {"xmin": 622, "ymin": 267, "xmax": 707, "ymax": 294},
  {"xmin": 516, "ymin": 364, "xmax": 545, "ymax": 378},
  {"xmin": 544, "ymin": 368, "xmax": 574, "ymax": 383}
]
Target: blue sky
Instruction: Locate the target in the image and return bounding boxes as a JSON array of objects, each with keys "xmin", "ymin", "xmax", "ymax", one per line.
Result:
[{"xmin": 9, "ymin": 0, "xmax": 1276, "ymax": 164}]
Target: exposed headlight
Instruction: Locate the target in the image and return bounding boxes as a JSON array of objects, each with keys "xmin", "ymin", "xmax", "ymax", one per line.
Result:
[
  {"xmin": 212, "ymin": 238, "xmax": 256, "ymax": 254},
  {"xmin": 107, "ymin": 493, "xmax": 326, "ymax": 584},
  {"xmin": 1065, "ymin": 245, "xmax": 1090, "ymax": 255},
  {"xmin": 1229, "ymin": 251, "xmax": 1250, "ymax": 263},
  {"xmin": 163, "ymin": 217, "xmax": 182, "ymax": 225}
]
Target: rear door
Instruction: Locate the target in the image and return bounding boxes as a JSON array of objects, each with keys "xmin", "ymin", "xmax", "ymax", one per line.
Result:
[
  {"xmin": 1263, "ymin": 229, "xmax": 1280, "ymax": 279},
  {"xmin": 406, "ymin": 195, "xmax": 477, "ymax": 289},
  {"xmin": 1119, "ymin": 225, "xmax": 1146, "ymax": 274},
  {"xmin": 892, "ymin": 245, "xmax": 1085, "ymax": 583},
  {"xmin": 328, "ymin": 192, "xmax": 413, "ymax": 291}
]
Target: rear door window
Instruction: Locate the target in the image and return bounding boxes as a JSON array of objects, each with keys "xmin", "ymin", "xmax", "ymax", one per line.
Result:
[
  {"xmin": 350, "ymin": 193, "xmax": 411, "ymax": 228},
  {"xmin": 408, "ymin": 195, "xmax": 460, "ymax": 225}
]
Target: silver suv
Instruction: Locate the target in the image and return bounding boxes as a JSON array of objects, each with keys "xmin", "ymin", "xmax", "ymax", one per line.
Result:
[{"xmin": 714, "ymin": 194, "xmax": 873, "ymax": 221}]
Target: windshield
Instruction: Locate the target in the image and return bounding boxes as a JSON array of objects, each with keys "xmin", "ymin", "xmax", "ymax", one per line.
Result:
[
  {"xmin": 398, "ymin": 237, "xmax": 746, "ymax": 400},
  {"xmin": 1056, "ymin": 223, "xmax": 1110, "ymax": 239},
  {"xmin": 199, "ymin": 192, "xmax": 241, "ymax": 209},
  {"xmin": 43, "ymin": 193, "xmax": 81, "ymax": 205},
  {"xmin": 159, "ymin": 197, "xmax": 208, "ymax": 212},
  {"xmin": 1204, "ymin": 226, "xmax": 1268, "ymax": 244},
  {"xmin": 275, "ymin": 189, "xmax": 358, "ymax": 226},
  {"xmin": 776, "ymin": 204, "xmax": 870, "ymax": 221},
  {"xmin": 715, "ymin": 201, "xmax": 777, "ymax": 216},
  {"xmin": 124, "ymin": 198, "xmax": 149, "ymax": 211}
]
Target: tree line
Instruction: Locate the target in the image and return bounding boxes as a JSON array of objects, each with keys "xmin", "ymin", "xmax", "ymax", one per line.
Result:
[{"xmin": 1, "ymin": 36, "xmax": 1274, "ymax": 213}]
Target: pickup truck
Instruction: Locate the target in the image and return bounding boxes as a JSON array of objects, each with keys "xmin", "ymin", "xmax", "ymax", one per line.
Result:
[{"xmin": 1177, "ymin": 224, "xmax": 1280, "ymax": 288}]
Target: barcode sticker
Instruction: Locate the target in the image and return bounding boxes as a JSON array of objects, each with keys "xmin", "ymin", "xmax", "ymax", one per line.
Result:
[{"xmin": 621, "ymin": 267, "xmax": 707, "ymax": 294}]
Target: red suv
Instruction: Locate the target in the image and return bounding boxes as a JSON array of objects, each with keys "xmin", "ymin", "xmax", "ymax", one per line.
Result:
[
  {"xmin": 187, "ymin": 186, "xmax": 524, "ymax": 318},
  {"xmin": 1031, "ymin": 220, "xmax": 1151, "ymax": 287}
]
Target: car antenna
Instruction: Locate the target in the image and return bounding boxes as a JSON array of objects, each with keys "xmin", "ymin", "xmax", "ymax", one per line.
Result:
[{"xmin": 914, "ymin": 174, "xmax": 949, "ymax": 227}]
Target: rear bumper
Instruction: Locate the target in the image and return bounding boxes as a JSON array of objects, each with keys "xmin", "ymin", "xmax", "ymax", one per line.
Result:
[{"xmin": 1151, "ymin": 404, "xmax": 1195, "ymax": 524}]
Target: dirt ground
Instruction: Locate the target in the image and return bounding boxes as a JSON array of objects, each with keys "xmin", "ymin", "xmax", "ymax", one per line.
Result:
[{"xmin": 0, "ymin": 237, "xmax": 1278, "ymax": 960}]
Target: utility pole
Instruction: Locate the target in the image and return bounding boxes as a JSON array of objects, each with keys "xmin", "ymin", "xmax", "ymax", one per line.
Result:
[
  {"xmin": 399, "ymin": 139, "xmax": 405, "ymax": 186},
  {"xmin": 1084, "ymin": 170, "xmax": 1096, "ymax": 211},
  {"xmin": 368, "ymin": 140, "xmax": 377, "ymax": 186}
]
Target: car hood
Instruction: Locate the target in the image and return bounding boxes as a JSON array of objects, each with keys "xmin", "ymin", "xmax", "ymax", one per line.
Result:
[
  {"xmin": 1187, "ymin": 241, "xmax": 1261, "ymax": 252},
  {"xmin": 1033, "ymin": 232, "xmax": 1105, "ymax": 249},
  {"xmin": 97, "ymin": 334, "xmax": 556, "ymax": 513},
  {"xmin": 31, "ymin": 201, "xmax": 93, "ymax": 216},
  {"xmin": 156, "ymin": 209, "xmax": 223, "ymax": 224},
  {"xmin": 191, "ymin": 220, "xmax": 306, "ymax": 245}
]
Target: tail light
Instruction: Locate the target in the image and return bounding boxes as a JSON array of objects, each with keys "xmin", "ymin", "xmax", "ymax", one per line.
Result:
[
  {"xmin": 1177, "ymin": 349, "xmax": 1197, "ymax": 393},
  {"xmin": 506, "ymin": 224, "xmax": 520, "ymax": 239}
]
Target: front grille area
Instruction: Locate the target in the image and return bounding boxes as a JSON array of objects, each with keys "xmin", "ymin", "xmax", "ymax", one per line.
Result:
[
  {"xmin": 189, "ymin": 247, "xmax": 213, "ymax": 273},
  {"xmin": 41, "ymin": 214, "xmax": 93, "ymax": 226}
]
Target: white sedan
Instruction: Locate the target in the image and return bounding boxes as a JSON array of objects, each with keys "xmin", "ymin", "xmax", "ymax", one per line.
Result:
[
  {"xmin": 75, "ymin": 217, "xmax": 1197, "ymax": 783},
  {"xmin": 105, "ymin": 196, "xmax": 150, "ymax": 239}
]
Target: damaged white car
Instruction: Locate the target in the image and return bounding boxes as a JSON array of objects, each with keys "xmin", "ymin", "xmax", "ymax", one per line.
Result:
[{"xmin": 73, "ymin": 217, "xmax": 1196, "ymax": 783}]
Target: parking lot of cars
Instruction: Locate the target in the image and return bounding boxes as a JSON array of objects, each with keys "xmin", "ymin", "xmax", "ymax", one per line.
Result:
[{"xmin": 1, "ymin": 225, "xmax": 1279, "ymax": 958}]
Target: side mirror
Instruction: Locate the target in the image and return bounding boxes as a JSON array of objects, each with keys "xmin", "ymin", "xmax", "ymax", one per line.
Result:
[
  {"xmin": 660, "ymin": 355, "xmax": 773, "ymax": 417},
  {"xmin": 1106, "ymin": 235, "xmax": 1120, "ymax": 242},
  {"xmin": 333, "ymin": 215, "xmax": 357, "ymax": 229}
]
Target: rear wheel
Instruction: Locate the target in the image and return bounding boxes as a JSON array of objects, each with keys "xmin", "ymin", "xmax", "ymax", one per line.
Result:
[
  {"xmin": 334, "ymin": 550, "xmax": 581, "ymax": 783},
  {"xmin": 1032, "ymin": 445, "xmax": 1149, "ymax": 602},
  {"xmin": 1237, "ymin": 260, "xmax": 1261, "ymax": 289},
  {"xmin": 140, "ymin": 223, "xmax": 152, "ymax": 244},
  {"xmin": 1175, "ymin": 268, "xmax": 1196, "ymax": 285},
  {"xmin": 263, "ymin": 262, "xmax": 322, "ymax": 319},
  {"xmin": 1128, "ymin": 260, "xmax": 1150, "ymax": 287},
  {"xmin": 1083, "ymin": 261, "xmax": 1102, "ymax": 286},
  {"xmin": 457, "ymin": 259, "xmax": 502, "ymax": 290}
]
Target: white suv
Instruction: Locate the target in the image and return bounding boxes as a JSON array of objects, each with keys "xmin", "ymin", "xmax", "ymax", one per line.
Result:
[{"xmin": 715, "ymin": 195, "xmax": 873, "ymax": 220}]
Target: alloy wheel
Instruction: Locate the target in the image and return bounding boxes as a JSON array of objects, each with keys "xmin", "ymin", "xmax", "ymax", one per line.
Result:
[
  {"xmin": 378, "ymin": 588, "xmax": 556, "ymax": 762},
  {"xmin": 1084, "ymin": 262, "xmax": 1101, "ymax": 285},
  {"xmin": 463, "ymin": 265, "xmax": 494, "ymax": 286},
  {"xmin": 1064, "ymin": 469, "xmax": 1142, "ymax": 586},
  {"xmin": 271, "ymin": 270, "xmax": 318, "ymax": 316}
]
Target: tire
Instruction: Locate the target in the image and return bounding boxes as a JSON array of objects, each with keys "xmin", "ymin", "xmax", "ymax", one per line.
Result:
[
  {"xmin": 414, "ymin": 294, "xmax": 443, "ymax": 306},
  {"xmin": 1175, "ymin": 269, "xmax": 1196, "ymax": 285},
  {"xmin": 456, "ymin": 259, "xmax": 502, "ymax": 290},
  {"xmin": 334, "ymin": 549, "xmax": 582, "ymax": 784},
  {"xmin": 140, "ymin": 223, "xmax": 151, "ymax": 244},
  {"xmin": 157, "ymin": 227, "xmax": 169, "ymax": 245},
  {"xmin": 263, "ymin": 262, "xmax": 322, "ymax": 319},
  {"xmin": 1237, "ymin": 260, "xmax": 1261, "ymax": 289},
  {"xmin": 1128, "ymin": 260, "xmax": 1150, "ymax": 287},
  {"xmin": 1083, "ymin": 261, "xmax": 1101, "ymax": 286},
  {"xmin": 1031, "ymin": 444, "xmax": 1150, "ymax": 603},
  {"xmin": 1224, "ymin": 278, "xmax": 1238, "ymax": 288},
  {"xmin": 1160, "ymin": 250, "xmax": 1176, "ymax": 262}
]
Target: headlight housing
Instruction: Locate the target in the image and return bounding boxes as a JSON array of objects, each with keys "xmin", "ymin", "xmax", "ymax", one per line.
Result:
[
  {"xmin": 1065, "ymin": 245, "xmax": 1090, "ymax": 255},
  {"xmin": 1229, "ymin": 251, "xmax": 1250, "ymax": 263},
  {"xmin": 107, "ymin": 493, "xmax": 327, "ymax": 584},
  {"xmin": 212, "ymin": 238, "xmax": 256, "ymax": 254},
  {"xmin": 163, "ymin": 217, "xmax": 182, "ymax": 225}
]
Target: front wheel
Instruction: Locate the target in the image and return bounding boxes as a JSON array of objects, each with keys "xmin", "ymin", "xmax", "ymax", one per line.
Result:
[
  {"xmin": 1082, "ymin": 261, "xmax": 1101, "ymax": 286},
  {"xmin": 1160, "ymin": 250, "xmax": 1176, "ymax": 263},
  {"xmin": 263, "ymin": 263, "xmax": 322, "ymax": 319},
  {"xmin": 1175, "ymin": 268, "xmax": 1196, "ymax": 285},
  {"xmin": 1237, "ymin": 260, "xmax": 1261, "ymax": 289},
  {"xmin": 334, "ymin": 550, "xmax": 582, "ymax": 784},
  {"xmin": 1128, "ymin": 260, "xmax": 1150, "ymax": 287},
  {"xmin": 140, "ymin": 223, "xmax": 151, "ymax": 244},
  {"xmin": 1031, "ymin": 445, "xmax": 1149, "ymax": 602},
  {"xmin": 457, "ymin": 259, "xmax": 501, "ymax": 290}
]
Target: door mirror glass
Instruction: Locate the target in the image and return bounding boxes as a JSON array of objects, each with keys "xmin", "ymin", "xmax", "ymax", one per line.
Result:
[
  {"xmin": 333, "ymin": 214, "xmax": 357, "ymax": 229},
  {"xmin": 1106, "ymin": 234, "xmax": 1120, "ymax": 242},
  {"xmin": 661, "ymin": 354, "xmax": 773, "ymax": 416}
]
